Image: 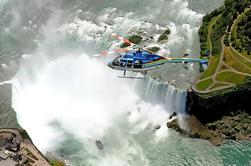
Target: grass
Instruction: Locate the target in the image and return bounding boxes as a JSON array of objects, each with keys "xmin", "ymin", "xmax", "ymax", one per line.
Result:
[
  {"xmin": 241, "ymin": 50, "xmax": 251, "ymax": 60},
  {"xmin": 209, "ymin": 83, "xmax": 229, "ymax": 90},
  {"xmin": 50, "ymin": 160, "xmax": 65, "ymax": 166},
  {"xmin": 224, "ymin": 47, "xmax": 251, "ymax": 73},
  {"xmin": 206, "ymin": 16, "xmax": 220, "ymax": 50},
  {"xmin": 196, "ymin": 16, "xmax": 222, "ymax": 90},
  {"xmin": 18, "ymin": 129, "xmax": 32, "ymax": 140},
  {"xmin": 229, "ymin": 47, "xmax": 249, "ymax": 64},
  {"xmin": 196, "ymin": 78, "xmax": 214, "ymax": 91},
  {"xmin": 229, "ymin": 47, "xmax": 251, "ymax": 67},
  {"xmin": 200, "ymin": 54, "xmax": 220, "ymax": 79},
  {"xmin": 216, "ymin": 71, "xmax": 246, "ymax": 84}
]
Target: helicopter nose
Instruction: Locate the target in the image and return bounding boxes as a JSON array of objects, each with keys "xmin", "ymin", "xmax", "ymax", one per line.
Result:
[{"xmin": 107, "ymin": 62, "xmax": 113, "ymax": 68}]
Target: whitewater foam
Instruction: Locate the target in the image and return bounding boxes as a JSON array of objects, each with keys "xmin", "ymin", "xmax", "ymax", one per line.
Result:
[
  {"xmin": 8, "ymin": 0, "xmax": 210, "ymax": 165},
  {"xmin": 12, "ymin": 53, "xmax": 175, "ymax": 151}
]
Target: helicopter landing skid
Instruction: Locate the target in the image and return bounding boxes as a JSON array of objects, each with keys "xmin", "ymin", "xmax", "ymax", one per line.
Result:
[{"xmin": 118, "ymin": 76, "xmax": 145, "ymax": 79}]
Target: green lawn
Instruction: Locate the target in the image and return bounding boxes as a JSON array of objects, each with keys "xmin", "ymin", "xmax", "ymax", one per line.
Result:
[
  {"xmin": 209, "ymin": 83, "xmax": 228, "ymax": 90},
  {"xmin": 229, "ymin": 47, "xmax": 251, "ymax": 68},
  {"xmin": 200, "ymin": 54, "xmax": 220, "ymax": 79},
  {"xmin": 216, "ymin": 71, "xmax": 246, "ymax": 84},
  {"xmin": 241, "ymin": 50, "xmax": 251, "ymax": 60},
  {"xmin": 199, "ymin": 16, "xmax": 221, "ymax": 80},
  {"xmin": 224, "ymin": 47, "xmax": 251, "ymax": 74},
  {"xmin": 196, "ymin": 78, "xmax": 214, "ymax": 91}
]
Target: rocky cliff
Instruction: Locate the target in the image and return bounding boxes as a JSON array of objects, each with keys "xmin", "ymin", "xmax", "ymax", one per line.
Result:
[
  {"xmin": 186, "ymin": 88, "xmax": 251, "ymax": 123},
  {"xmin": 180, "ymin": 88, "xmax": 251, "ymax": 144}
]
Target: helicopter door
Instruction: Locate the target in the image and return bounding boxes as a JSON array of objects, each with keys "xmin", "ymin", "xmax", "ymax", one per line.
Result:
[
  {"xmin": 127, "ymin": 60, "xmax": 133, "ymax": 68},
  {"xmin": 119, "ymin": 60, "xmax": 126, "ymax": 67},
  {"xmin": 134, "ymin": 60, "xmax": 143, "ymax": 68}
]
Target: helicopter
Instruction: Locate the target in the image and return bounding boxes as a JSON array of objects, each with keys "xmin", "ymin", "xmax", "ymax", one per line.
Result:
[{"xmin": 95, "ymin": 33, "xmax": 208, "ymax": 77}]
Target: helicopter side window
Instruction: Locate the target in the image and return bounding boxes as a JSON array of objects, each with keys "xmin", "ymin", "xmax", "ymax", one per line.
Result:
[
  {"xmin": 127, "ymin": 60, "xmax": 133, "ymax": 68},
  {"xmin": 134, "ymin": 60, "xmax": 143, "ymax": 68},
  {"xmin": 119, "ymin": 60, "xmax": 126, "ymax": 67},
  {"xmin": 112, "ymin": 59, "xmax": 119, "ymax": 66}
]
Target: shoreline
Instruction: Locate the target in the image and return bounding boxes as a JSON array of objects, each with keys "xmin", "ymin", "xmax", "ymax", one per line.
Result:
[
  {"xmin": 0, "ymin": 128, "xmax": 51, "ymax": 166},
  {"xmin": 177, "ymin": 0, "xmax": 251, "ymax": 145}
]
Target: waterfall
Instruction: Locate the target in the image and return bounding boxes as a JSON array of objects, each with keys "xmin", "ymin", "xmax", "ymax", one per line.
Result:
[{"xmin": 134, "ymin": 76, "xmax": 187, "ymax": 114}]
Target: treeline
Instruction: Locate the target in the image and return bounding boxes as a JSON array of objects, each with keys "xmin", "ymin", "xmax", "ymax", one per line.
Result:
[
  {"xmin": 198, "ymin": 8, "xmax": 222, "ymax": 56},
  {"xmin": 199, "ymin": 0, "xmax": 251, "ymax": 56},
  {"xmin": 234, "ymin": 10, "xmax": 251, "ymax": 54}
]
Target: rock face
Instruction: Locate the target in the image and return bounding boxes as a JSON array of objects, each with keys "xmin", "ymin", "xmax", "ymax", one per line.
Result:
[
  {"xmin": 167, "ymin": 115, "xmax": 222, "ymax": 146},
  {"xmin": 158, "ymin": 28, "xmax": 171, "ymax": 42},
  {"xmin": 0, "ymin": 84, "xmax": 21, "ymax": 129},
  {"xmin": 0, "ymin": 55, "xmax": 21, "ymax": 129},
  {"xmin": 187, "ymin": 89, "xmax": 251, "ymax": 123},
  {"xmin": 185, "ymin": 88, "xmax": 251, "ymax": 144},
  {"xmin": 207, "ymin": 111, "xmax": 251, "ymax": 141},
  {"xmin": 121, "ymin": 35, "xmax": 143, "ymax": 48},
  {"xmin": 95, "ymin": 140, "xmax": 104, "ymax": 150},
  {"xmin": 147, "ymin": 46, "xmax": 160, "ymax": 53}
]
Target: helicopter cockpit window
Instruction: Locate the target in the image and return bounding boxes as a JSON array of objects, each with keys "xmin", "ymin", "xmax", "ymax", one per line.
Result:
[{"xmin": 112, "ymin": 59, "xmax": 119, "ymax": 66}]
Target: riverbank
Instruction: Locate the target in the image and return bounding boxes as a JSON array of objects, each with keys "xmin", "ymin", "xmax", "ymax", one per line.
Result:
[
  {"xmin": 186, "ymin": 86, "xmax": 251, "ymax": 144},
  {"xmin": 175, "ymin": 0, "xmax": 251, "ymax": 146},
  {"xmin": 167, "ymin": 110, "xmax": 250, "ymax": 146},
  {"xmin": 194, "ymin": 1, "xmax": 251, "ymax": 93}
]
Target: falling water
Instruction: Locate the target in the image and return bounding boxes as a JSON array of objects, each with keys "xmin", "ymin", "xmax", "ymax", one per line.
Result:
[{"xmin": 135, "ymin": 77, "xmax": 187, "ymax": 114}]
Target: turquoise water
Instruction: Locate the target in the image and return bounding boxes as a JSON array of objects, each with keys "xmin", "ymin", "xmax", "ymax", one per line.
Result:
[{"xmin": 219, "ymin": 141, "xmax": 251, "ymax": 166}]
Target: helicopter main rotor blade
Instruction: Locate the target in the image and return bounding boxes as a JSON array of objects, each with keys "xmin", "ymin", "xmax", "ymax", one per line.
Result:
[
  {"xmin": 140, "ymin": 47, "xmax": 171, "ymax": 60},
  {"xmin": 111, "ymin": 33, "xmax": 172, "ymax": 60},
  {"xmin": 110, "ymin": 34, "xmax": 207, "ymax": 64},
  {"xmin": 93, "ymin": 48, "xmax": 129, "ymax": 57},
  {"xmin": 111, "ymin": 33, "xmax": 134, "ymax": 46}
]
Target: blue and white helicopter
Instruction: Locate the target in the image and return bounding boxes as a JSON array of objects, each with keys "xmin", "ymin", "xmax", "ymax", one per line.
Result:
[{"xmin": 95, "ymin": 33, "xmax": 208, "ymax": 77}]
